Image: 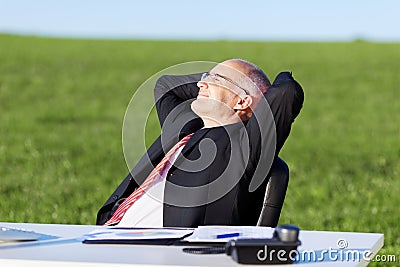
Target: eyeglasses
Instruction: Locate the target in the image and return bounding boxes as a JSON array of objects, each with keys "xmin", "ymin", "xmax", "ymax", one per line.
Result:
[{"xmin": 200, "ymin": 72, "xmax": 250, "ymax": 95}]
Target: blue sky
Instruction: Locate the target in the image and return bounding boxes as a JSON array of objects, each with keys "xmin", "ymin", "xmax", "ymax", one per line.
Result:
[{"xmin": 0, "ymin": 0, "xmax": 399, "ymax": 41}]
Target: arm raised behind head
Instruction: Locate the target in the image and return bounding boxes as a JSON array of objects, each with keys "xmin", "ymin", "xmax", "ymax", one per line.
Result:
[{"xmin": 154, "ymin": 74, "xmax": 202, "ymax": 127}]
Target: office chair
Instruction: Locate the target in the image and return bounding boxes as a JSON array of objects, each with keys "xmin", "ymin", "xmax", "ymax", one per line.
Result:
[{"xmin": 256, "ymin": 157, "xmax": 289, "ymax": 227}]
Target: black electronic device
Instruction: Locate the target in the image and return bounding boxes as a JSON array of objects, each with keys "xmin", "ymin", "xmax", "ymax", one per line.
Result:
[{"xmin": 225, "ymin": 225, "xmax": 301, "ymax": 264}]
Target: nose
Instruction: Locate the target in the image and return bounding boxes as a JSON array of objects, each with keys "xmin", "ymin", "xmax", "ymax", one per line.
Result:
[{"xmin": 197, "ymin": 80, "xmax": 208, "ymax": 89}]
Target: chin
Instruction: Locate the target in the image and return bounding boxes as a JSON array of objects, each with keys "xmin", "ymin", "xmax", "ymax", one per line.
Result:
[
  {"xmin": 191, "ymin": 98, "xmax": 201, "ymax": 114},
  {"xmin": 191, "ymin": 98, "xmax": 211, "ymax": 117}
]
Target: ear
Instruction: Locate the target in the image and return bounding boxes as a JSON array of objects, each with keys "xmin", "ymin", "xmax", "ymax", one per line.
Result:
[{"xmin": 233, "ymin": 95, "xmax": 253, "ymax": 110}]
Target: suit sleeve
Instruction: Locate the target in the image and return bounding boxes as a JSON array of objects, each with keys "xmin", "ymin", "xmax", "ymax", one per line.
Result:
[
  {"xmin": 154, "ymin": 73, "xmax": 203, "ymax": 129},
  {"xmin": 245, "ymin": 72, "xmax": 304, "ymax": 190}
]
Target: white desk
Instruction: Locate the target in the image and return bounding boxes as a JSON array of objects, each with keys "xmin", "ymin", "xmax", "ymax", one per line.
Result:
[{"xmin": 0, "ymin": 222, "xmax": 383, "ymax": 267}]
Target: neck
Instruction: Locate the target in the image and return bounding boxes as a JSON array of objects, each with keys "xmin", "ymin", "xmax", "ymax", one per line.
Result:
[{"xmin": 202, "ymin": 115, "xmax": 242, "ymax": 128}]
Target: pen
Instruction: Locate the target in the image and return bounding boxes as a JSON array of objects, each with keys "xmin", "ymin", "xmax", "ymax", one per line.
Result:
[{"xmin": 216, "ymin": 232, "xmax": 240, "ymax": 239}]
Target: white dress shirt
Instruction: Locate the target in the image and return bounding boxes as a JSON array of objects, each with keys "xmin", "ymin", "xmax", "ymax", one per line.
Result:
[{"xmin": 118, "ymin": 145, "xmax": 185, "ymax": 227}]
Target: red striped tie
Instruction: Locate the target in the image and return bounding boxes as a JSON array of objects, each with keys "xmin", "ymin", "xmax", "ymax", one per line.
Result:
[{"xmin": 104, "ymin": 133, "xmax": 194, "ymax": 226}]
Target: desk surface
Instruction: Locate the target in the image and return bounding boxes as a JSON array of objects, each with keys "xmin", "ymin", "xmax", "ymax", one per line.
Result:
[{"xmin": 0, "ymin": 222, "xmax": 383, "ymax": 267}]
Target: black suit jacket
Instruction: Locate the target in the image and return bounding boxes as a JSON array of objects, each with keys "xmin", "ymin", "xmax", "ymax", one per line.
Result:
[{"xmin": 97, "ymin": 72, "xmax": 304, "ymax": 227}]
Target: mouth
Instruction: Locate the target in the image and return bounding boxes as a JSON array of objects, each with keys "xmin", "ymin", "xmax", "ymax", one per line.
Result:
[{"xmin": 197, "ymin": 91, "xmax": 209, "ymax": 98}]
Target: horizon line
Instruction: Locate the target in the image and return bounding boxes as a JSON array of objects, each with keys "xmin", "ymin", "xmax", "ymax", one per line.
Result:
[{"xmin": 1, "ymin": 31, "xmax": 400, "ymax": 44}]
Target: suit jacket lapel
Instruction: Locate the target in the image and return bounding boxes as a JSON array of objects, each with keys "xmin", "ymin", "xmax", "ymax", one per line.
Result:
[
  {"xmin": 131, "ymin": 129, "xmax": 207, "ymax": 182},
  {"xmin": 130, "ymin": 135, "xmax": 170, "ymax": 183},
  {"xmin": 180, "ymin": 128, "xmax": 210, "ymax": 156}
]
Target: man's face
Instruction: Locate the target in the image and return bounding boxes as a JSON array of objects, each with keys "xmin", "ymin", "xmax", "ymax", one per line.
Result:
[
  {"xmin": 191, "ymin": 64, "xmax": 250, "ymax": 124},
  {"xmin": 197, "ymin": 74, "xmax": 242, "ymax": 108}
]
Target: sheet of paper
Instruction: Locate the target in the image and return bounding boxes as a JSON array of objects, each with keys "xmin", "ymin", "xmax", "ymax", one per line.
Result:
[
  {"xmin": 83, "ymin": 227, "xmax": 194, "ymax": 242},
  {"xmin": 183, "ymin": 225, "xmax": 274, "ymax": 242},
  {"xmin": 0, "ymin": 226, "xmax": 41, "ymax": 242}
]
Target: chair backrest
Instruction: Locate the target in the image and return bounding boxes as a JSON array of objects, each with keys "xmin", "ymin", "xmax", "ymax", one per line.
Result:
[{"xmin": 257, "ymin": 157, "xmax": 289, "ymax": 227}]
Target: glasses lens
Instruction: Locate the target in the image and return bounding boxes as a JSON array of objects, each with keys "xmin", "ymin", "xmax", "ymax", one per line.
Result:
[{"xmin": 201, "ymin": 72, "xmax": 209, "ymax": 80}]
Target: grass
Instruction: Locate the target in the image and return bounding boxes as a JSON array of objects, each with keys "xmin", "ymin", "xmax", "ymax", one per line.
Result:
[{"xmin": 0, "ymin": 34, "xmax": 399, "ymax": 265}]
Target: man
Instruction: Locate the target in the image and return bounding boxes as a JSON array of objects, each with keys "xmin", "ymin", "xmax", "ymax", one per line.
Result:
[{"xmin": 97, "ymin": 59, "xmax": 304, "ymax": 227}]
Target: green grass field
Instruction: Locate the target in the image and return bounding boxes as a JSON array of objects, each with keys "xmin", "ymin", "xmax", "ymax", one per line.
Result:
[{"xmin": 0, "ymin": 34, "xmax": 399, "ymax": 265}]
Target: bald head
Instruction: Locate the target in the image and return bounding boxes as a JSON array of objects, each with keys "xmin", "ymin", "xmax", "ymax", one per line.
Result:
[
  {"xmin": 208, "ymin": 58, "xmax": 271, "ymax": 112},
  {"xmin": 220, "ymin": 59, "xmax": 271, "ymax": 94}
]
